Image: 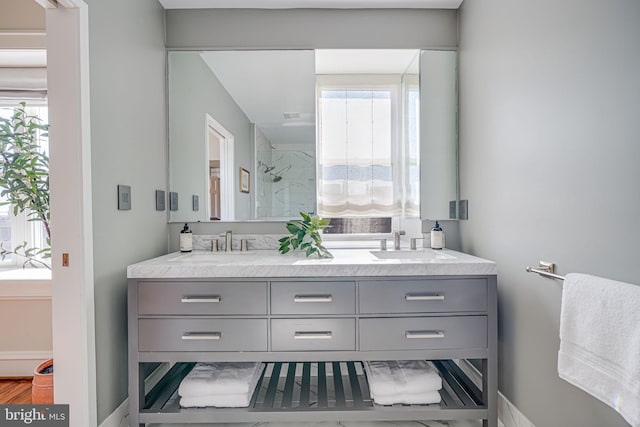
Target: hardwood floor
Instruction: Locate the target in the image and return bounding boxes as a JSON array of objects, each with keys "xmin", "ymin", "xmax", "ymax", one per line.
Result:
[{"xmin": 0, "ymin": 377, "xmax": 32, "ymax": 404}]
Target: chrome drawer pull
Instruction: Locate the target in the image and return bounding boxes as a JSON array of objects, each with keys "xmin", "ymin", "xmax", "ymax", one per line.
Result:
[
  {"xmin": 181, "ymin": 332, "xmax": 222, "ymax": 340},
  {"xmin": 293, "ymin": 294, "xmax": 333, "ymax": 303},
  {"xmin": 405, "ymin": 330, "xmax": 445, "ymax": 339},
  {"xmin": 405, "ymin": 293, "xmax": 444, "ymax": 301},
  {"xmin": 294, "ymin": 331, "xmax": 333, "ymax": 340},
  {"xmin": 181, "ymin": 295, "xmax": 222, "ymax": 303}
]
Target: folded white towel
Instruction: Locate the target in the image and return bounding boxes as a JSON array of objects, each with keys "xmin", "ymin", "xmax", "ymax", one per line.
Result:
[
  {"xmin": 178, "ymin": 362, "xmax": 263, "ymax": 397},
  {"xmin": 558, "ymin": 273, "xmax": 640, "ymax": 427},
  {"xmin": 180, "ymin": 392, "xmax": 254, "ymax": 408},
  {"xmin": 364, "ymin": 360, "xmax": 442, "ymax": 398},
  {"xmin": 371, "ymin": 390, "xmax": 441, "ymax": 406}
]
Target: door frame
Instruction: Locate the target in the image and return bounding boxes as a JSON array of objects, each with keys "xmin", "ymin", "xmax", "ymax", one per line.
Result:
[
  {"xmin": 45, "ymin": 0, "xmax": 97, "ymax": 426},
  {"xmin": 205, "ymin": 113, "xmax": 234, "ymax": 220}
]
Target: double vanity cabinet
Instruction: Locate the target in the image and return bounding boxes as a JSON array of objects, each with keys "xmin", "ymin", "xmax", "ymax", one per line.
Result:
[{"xmin": 127, "ymin": 248, "xmax": 497, "ymax": 426}]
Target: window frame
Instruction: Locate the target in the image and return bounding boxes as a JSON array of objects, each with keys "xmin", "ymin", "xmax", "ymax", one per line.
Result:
[
  {"xmin": 0, "ymin": 102, "xmax": 50, "ymax": 270},
  {"xmin": 316, "ymin": 74, "xmax": 419, "ymax": 235},
  {"xmin": 316, "ymin": 74, "xmax": 401, "ymax": 220}
]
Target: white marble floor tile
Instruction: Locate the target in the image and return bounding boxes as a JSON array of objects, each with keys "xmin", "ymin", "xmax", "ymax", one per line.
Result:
[{"xmin": 151, "ymin": 420, "xmax": 498, "ymax": 427}]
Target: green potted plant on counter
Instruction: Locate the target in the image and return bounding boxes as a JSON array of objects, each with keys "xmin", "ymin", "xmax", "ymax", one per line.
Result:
[{"xmin": 278, "ymin": 211, "xmax": 332, "ymax": 258}]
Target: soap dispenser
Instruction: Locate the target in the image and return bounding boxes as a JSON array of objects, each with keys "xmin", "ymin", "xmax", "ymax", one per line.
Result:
[
  {"xmin": 180, "ymin": 223, "xmax": 193, "ymax": 253},
  {"xmin": 430, "ymin": 221, "xmax": 444, "ymax": 250}
]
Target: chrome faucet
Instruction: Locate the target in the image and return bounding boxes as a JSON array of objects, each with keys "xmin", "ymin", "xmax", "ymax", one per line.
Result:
[
  {"xmin": 394, "ymin": 230, "xmax": 406, "ymax": 250},
  {"xmin": 220, "ymin": 230, "xmax": 233, "ymax": 252}
]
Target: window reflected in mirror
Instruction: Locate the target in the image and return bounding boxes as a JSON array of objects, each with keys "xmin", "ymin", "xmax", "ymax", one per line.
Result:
[{"xmin": 315, "ymin": 50, "xmax": 420, "ymax": 232}]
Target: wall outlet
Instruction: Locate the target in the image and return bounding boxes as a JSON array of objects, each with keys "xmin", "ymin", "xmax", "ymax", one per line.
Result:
[
  {"xmin": 192, "ymin": 195, "xmax": 199, "ymax": 211},
  {"xmin": 117, "ymin": 185, "xmax": 131, "ymax": 210},
  {"xmin": 449, "ymin": 200, "xmax": 457, "ymax": 219},
  {"xmin": 169, "ymin": 192, "xmax": 179, "ymax": 211},
  {"xmin": 459, "ymin": 199, "xmax": 469, "ymax": 220},
  {"xmin": 155, "ymin": 190, "xmax": 165, "ymax": 211}
]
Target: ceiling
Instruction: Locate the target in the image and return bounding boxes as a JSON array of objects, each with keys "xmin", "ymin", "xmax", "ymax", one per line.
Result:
[
  {"xmin": 316, "ymin": 49, "xmax": 419, "ymax": 74},
  {"xmin": 200, "ymin": 50, "xmax": 316, "ymax": 147},
  {"xmin": 159, "ymin": 0, "xmax": 463, "ymax": 9},
  {"xmin": 199, "ymin": 49, "xmax": 421, "ymax": 149}
]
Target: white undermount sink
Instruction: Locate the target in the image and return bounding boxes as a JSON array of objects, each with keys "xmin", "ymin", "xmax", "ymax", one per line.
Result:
[{"xmin": 369, "ymin": 249, "xmax": 456, "ymax": 260}]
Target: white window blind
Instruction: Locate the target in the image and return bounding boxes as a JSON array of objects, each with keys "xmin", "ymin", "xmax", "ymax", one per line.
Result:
[{"xmin": 317, "ymin": 75, "xmax": 419, "ymax": 219}]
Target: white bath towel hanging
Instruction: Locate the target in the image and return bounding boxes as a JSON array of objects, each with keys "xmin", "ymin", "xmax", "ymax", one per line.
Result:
[{"xmin": 558, "ymin": 273, "xmax": 640, "ymax": 427}]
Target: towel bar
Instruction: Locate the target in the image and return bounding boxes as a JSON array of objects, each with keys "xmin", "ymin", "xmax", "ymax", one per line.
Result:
[{"xmin": 526, "ymin": 261, "xmax": 565, "ymax": 281}]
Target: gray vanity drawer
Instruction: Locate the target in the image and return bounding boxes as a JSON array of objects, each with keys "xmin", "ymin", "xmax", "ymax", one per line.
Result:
[
  {"xmin": 137, "ymin": 281, "xmax": 267, "ymax": 315},
  {"xmin": 271, "ymin": 318, "xmax": 356, "ymax": 351},
  {"xmin": 138, "ymin": 318, "xmax": 267, "ymax": 352},
  {"xmin": 359, "ymin": 278, "xmax": 487, "ymax": 314},
  {"xmin": 271, "ymin": 281, "xmax": 356, "ymax": 315},
  {"xmin": 359, "ymin": 316, "xmax": 487, "ymax": 351}
]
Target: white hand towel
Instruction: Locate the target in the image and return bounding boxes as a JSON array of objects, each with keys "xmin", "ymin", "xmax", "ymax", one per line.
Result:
[
  {"xmin": 371, "ymin": 390, "xmax": 441, "ymax": 406},
  {"xmin": 178, "ymin": 362, "xmax": 263, "ymax": 397},
  {"xmin": 558, "ymin": 273, "xmax": 640, "ymax": 427},
  {"xmin": 364, "ymin": 360, "xmax": 442, "ymax": 398},
  {"xmin": 180, "ymin": 392, "xmax": 253, "ymax": 408}
]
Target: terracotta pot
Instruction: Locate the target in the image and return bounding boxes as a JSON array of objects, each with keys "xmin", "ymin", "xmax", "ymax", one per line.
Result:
[{"xmin": 32, "ymin": 358, "xmax": 54, "ymax": 404}]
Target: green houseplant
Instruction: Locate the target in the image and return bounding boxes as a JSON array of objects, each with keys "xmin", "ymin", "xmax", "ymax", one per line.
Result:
[
  {"xmin": 278, "ymin": 211, "xmax": 332, "ymax": 258},
  {"xmin": 0, "ymin": 102, "xmax": 50, "ymax": 269},
  {"xmin": 0, "ymin": 102, "xmax": 53, "ymax": 403}
]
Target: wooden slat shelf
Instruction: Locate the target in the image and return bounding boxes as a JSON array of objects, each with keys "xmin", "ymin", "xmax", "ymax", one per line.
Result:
[{"xmin": 140, "ymin": 359, "xmax": 485, "ymax": 423}]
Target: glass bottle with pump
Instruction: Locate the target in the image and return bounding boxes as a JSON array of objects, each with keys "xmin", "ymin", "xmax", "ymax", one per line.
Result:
[
  {"xmin": 180, "ymin": 223, "xmax": 193, "ymax": 252},
  {"xmin": 430, "ymin": 221, "xmax": 444, "ymax": 250}
]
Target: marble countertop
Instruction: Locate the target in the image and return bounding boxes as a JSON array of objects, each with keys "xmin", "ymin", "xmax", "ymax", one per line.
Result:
[{"xmin": 127, "ymin": 248, "xmax": 496, "ymax": 279}]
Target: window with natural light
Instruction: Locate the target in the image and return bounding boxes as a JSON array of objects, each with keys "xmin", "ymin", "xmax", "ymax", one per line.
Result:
[
  {"xmin": 0, "ymin": 103, "xmax": 49, "ymax": 269},
  {"xmin": 317, "ymin": 75, "xmax": 419, "ymax": 233}
]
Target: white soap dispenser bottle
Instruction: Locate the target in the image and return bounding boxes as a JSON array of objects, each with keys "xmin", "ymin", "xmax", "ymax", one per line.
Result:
[
  {"xmin": 180, "ymin": 223, "xmax": 193, "ymax": 252},
  {"xmin": 430, "ymin": 221, "xmax": 444, "ymax": 250}
]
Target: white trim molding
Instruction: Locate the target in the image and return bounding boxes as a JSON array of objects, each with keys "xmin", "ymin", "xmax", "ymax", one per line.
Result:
[
  {"xmin": 0, "ymin": 351, "xmax": 53, "ymax": 377},
  {"xmin": 98, "ymin": 363, "xmax": 172, "ymax": 427},
  {"xmin": 0, "ymin": 271, "xmax": 52, "ymax": 300},
  {"xmin": 457, "ymin": 359, "xmax": 534, "ymax": 427},
  {"xmin": 47, "ymin": 2, "xmax": 97, "ymax": 426}
]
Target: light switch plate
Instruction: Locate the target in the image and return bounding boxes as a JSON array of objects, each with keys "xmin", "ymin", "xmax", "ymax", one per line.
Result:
[
  {"xmin": 118, "ymin": 185, "xmax": 131, "ymax": 210},
  {"xmin": 192, "ymin": 195, "xmax": 199, "ymax": 211},
  {"xmin": 449, "ymin": 200, "xmax": 457, "ymax": 219},
  {"xmin": 459, "ymin": 199, "xmax": 469, "ymax": 220},
  {"xmin": 169, "ymin": 192, "xmax": 179, "ymax": 211},
  {"xmin": 155, "ymin": 190, "xmax": 165, "ymax": 211}
]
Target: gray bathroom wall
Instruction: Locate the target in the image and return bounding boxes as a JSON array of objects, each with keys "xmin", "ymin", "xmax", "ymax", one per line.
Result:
[
  {"xmin": 85, "ymin": 0, "xmax": 168, "ymax": 423},
  {"xmin": 169, "ymin": 52, "xmax": 253, "ymax": 221},
  {"xmin": 458, "ymin": 1, "xmax": 640, "ymax": 426},
  {"xmin": 166, "ymin": 8, "xmax": 458, "ymax": 49}
]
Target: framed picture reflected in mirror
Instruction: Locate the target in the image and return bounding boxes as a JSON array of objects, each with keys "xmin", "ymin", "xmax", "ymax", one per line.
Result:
[{"xmin": 240, "ymin": 167, "xmax": 250, "ymax": 193}]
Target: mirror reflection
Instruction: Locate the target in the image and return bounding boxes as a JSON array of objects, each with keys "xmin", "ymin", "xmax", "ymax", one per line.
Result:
[
  {"xmin": 168, "ymin": 49, "xmax": 456, "ymax": 223},
  {"xmin": 168, "ymin": 50, "xmax": 316, "ymax": 222}
]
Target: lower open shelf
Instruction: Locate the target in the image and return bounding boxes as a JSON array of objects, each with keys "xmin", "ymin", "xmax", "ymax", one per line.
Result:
[{"xmin": 139, "ymin": 360, "xmax": 486, "ymax": 424}]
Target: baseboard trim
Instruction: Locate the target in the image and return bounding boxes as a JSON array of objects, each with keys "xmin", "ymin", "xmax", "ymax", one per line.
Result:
[
  {"xmin": 456, "ymin": 359, "xmax": 534, "ymax": 427},
  {"xmin": 497, "ymin": 392, "xmax": 536, "ymax": 427},
  {"xmin": 0, "ymin": 351, "xmax": 52, "ymax": 360},
  {"xmin": 98, "ymin": 362, "xmax": 172, "ymax": 427},
  {"xmin": 98, "ymin": 397, "xmax": 128, "ymax": 427},
  {"xmin": 0, "ymin": 351, "xmax": 52, "ymax": 376}
]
